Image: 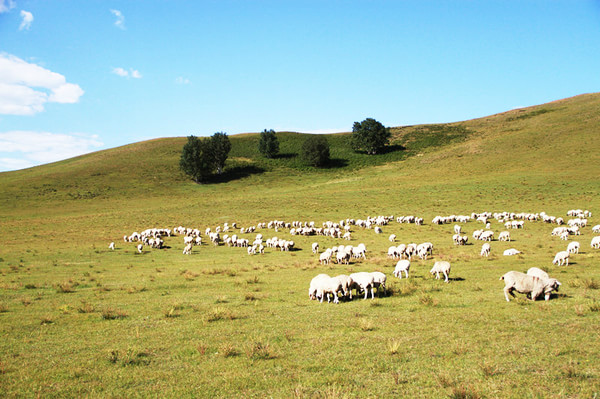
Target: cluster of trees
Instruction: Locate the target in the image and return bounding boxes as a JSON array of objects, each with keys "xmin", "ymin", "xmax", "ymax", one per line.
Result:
[
  {"xmin": 179, "ymin": 133, "xmax": 231, "ymax": 183},
  {"xmin": 180, "ymin": 118, "xmax": 390, "ymax": 182}
]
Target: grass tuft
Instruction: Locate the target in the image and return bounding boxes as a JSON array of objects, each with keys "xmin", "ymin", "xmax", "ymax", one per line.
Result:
[
  {"xmin": 40, "ymin": 315, "xmax": 54, "ymax": 325},
  {"xmin": 220, "ymin": 343, "xmax": 239, "ymax": 358},
  {"xmin": 56, "ymin": 280, "xmax": 75, "ymax": 293},
  {"xmin": 387, "ymin": 339, "xmax": 402, "ymax": 355},
  {"xmin": 246, "ymin": 340, "xmax": 277, "ymax": 360},
  {"xmin": 206, "ymin": 307, "xmax": 236, "ymax": 322},
  {"xmin": 449, "ymin": 385, "xmax": 481, "ymax": 399},
  {"xmin": 101, "ymin": 307, "xmax": 128, "ymax": 320},
  {"xmin": 358, "ymin": 318, "xmax": 375, "ymax": 331},
  {"xmin": 77, "ymin": 301, "xmax": 95, "ymax": 314}
]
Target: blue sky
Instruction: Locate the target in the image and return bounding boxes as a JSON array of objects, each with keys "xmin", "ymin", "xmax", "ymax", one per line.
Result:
[{"xmin": 0, "ymin": 0, "xmax": 599, "ymax": 171}]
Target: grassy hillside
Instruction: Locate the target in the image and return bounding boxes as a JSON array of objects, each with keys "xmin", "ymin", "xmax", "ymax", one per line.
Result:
[{"xmin": 0, "ymin": 93, "xmax": 599, "ymax": 397}]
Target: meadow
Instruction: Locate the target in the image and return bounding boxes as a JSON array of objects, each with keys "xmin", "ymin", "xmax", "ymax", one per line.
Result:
[{"xmin": 0, "ymin": 93, "xmax": 599, "ymax": 398}]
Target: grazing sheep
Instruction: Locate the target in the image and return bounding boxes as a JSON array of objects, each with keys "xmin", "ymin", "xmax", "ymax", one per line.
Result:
[
  {"xmin": 389, "ymin": 234, "xmax": 396, "ymax": 242},
  {"xmin": 312, "ymin": 242, "xmax": 319, "ymax": 254},
  {"xmin": 316, "ymin": 276, "xmax": 344, "ymax": 304},
  {"xmin": 319, "ymin": 250, "xmax": 332, "ymax": 265},
  {"xmin": 498, "ymin": 231, "xmax": 511, "ymax": 242},
  {"xmin": 334, "ymin": 275, "xmax": 354, "ymax": 300},
  {"xmin": 374, "ymin": 226, "xmax": 382, "ymax": 234},
  {"xmin": 503, "ymin": 248, "xmax": 521, "ymax": 256},
  {"xmin": 430, "ymin": 261, "xmax": 451, "ymax": 283},
  {"xmin": 592, "ymin": 225, "xmax": 600, "ymax": 233},
  {"xmin": 526, "ymin": 267, "xmax": 549, "ymax": 280},
  {"xmin": 349, "ymin": 272, "xmax": 375, "ymax": 299},
  {"xmin": 308, "ymin": 274, "xmax": 331, "ymax": 300},
  {"xmin": 393, "ymin": 260, "xmax": 410, "ymax": 279},
  {"xmin": 567, "ymin": 241, "xmax": 580, "ymax": 254},
  {"xmin": 109, "ymin": 242, "xmax": 115, "ymax": 250},
  {"xmin": 454, "ymin": 224, "xmax": 461, "ymax": 234},
  {"xmin": 500, "ymin": 271, "xmax": 561, "ymax": 302},
  {"xmin": 182, "ymin": 243, "xmax": 193, "ymax": 255},
  {"xmin": 370, "ymin": 272, "xmax": 387, "ymax": 296},
  {"xmin": 552, "ymin": 250, "xmax": 570, "ymax": 266},
  {"xmin": 137, "ymin": 244, "xmax": 143, "ymax": 254},
  {"xmin": 480, "ymin": 243, "xmax": 491, "ymax": 257},
  {"xmin": 591, "ymin": 236, "xmax": 600, "ymax": 249}
]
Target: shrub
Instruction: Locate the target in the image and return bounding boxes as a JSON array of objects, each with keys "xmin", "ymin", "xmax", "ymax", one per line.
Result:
[
  {"xmin": 301, "ymin": 136, "xmax": 330, "ymax": 167},
  {"xmin": 258, "ymin": 129, "xmax": 279, "ymax": 158}
]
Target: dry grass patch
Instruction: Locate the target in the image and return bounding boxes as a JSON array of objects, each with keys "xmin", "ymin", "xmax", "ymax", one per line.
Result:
[
  {"xmin": 101, "ymin": 307, "xmax": 128, "ymax": 320},
  {"xmin": 245, "ymin": 340, "xmax": 277, "ymax": 360},
  {"xmin": 205, "ymin": 307, "xmax": 236, "ymax": 322}
]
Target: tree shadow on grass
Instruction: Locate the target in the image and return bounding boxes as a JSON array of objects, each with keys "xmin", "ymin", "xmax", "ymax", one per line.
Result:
[
  {"xmin": 206, "ymin": 165, "xmax": 266, "ymax": 184},
  {"xmin": 322, "ymin": 158, "xmax": 348, "ymax": 169},
  {"xmin": 273, "ymin": 153, "xmax": 297, "ymax": 159},
  {"xmin": 352, "ymin": 144, "xmax": 406, "ymax": 155}
]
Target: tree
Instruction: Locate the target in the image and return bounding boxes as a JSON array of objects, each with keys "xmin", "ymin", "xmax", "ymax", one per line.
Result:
[
  {"xmin": 351, "ymin": 118, "xmax": 391, "ymax": 154},
  {"xmin": 301, "ymin": 135, "xmax": 330, "ymax": 167},
  {"xmin": 209, "ymin": 132, "xmax": 231, "ymax": 175},
  {"xmin": 258, "ymin": 129, "xmax": 279, "ymax": 158},
  {"xmin": 179, "ymin": 135, "xmax": 215, "ymax": 183}
]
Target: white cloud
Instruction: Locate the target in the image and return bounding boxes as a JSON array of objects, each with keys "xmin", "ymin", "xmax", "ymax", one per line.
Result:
[
  {"xmin": 112, "ymin": 67, "xmax": 142, "ymax": 79},
  {"xmin": 0, "ymin": 131, "xmax": 103, "ymax": 171},
  {"xmin": 19, "ymin": 10, "xmax": 33, "ymax": 30},
  {"xmin": 0, "ymin": 0, "xmax": 16, "ymax": 14},
  {"xmin": 175, "ymin": 76, "xmax": 190, "ymax": 85},
  {"xmin": 110, "ymin": 9, "xmax": 125, "ymax": 29},
  {"xmin": 0, "ymin": 53, "xmax": 84, "ymax": 115}
]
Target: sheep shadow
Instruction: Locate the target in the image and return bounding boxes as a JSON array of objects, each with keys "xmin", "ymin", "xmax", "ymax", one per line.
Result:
[{"xmin": 448, "ymin": 277, "xmax": 465, "ymax": 282}]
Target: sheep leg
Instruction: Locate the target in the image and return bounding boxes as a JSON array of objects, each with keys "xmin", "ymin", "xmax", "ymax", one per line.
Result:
[{"xmin": 504, "ymin": 287, "xmax": 513, "ymax": 302}]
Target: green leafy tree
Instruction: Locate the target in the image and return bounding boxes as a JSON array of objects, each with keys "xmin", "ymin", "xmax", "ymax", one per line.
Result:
[
  {"xmin": 209, "ymin": 132, "xmax": 231, "ymax": 175},
  {"xmin": 351, "ymin": 118, "xmax": 391, "ymax": 154},
  {"xmin": 258, "ymin": 129, "xmax": 279, "ymax": 158},
  {"xmin": 301, "ymin": 135, "xmax": 330, "ymax": 167},
  {"xmin": 179, "ymin": 135, "xmax": 214, "ymax": 183}
]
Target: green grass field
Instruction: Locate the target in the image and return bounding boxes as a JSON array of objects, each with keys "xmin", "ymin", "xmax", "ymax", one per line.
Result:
[{"xmin": 1, "ymin": 93, "xmax": 599, "ymax": 397}]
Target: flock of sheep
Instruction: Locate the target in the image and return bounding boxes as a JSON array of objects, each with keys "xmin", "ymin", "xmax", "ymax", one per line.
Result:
[{"xmin": 110, "ymin": 209, "xmax": 598, "ymax": 304}]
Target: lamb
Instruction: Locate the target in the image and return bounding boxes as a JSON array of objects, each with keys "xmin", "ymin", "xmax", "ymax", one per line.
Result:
[
  {"xmin": 591, "ymin": 236, "xmax": 600, "ymax": 249},
  {"xmin": 393, "ymin": 260, "xmax": 410, "ymax": 279},
  {"xmin": 109, "ymin": 242, "xmax": 115, "ymax": 250},
  {"xmin": 503, "ymin": 248, "xmax": 521, "ymax": 256},
  {"xmin": 480, "ymin": 243, "xmax": 491, "ymax": 257},
  {"xmin": 430, "ymin": 261, "xmax": 451, "ymax": 283},
  {"xmin": 567, "ymin": 241, "xmax": 580, "ymax": 254},
  {"xmin": 552, "ymin": 250, "xmax": 570, "ymax": 266},
  {"xmin": 349, "ymin": 272, "xmax": 375, "ymax": 299},
  {"xmin": 500, "ymin": 271, "xmax": 561, "ymax": 302}
]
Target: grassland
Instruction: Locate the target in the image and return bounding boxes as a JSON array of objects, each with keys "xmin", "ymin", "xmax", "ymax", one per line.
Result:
[{"xmin": 0, "ymin": 93, "xmax": 599, "ymax": 398}]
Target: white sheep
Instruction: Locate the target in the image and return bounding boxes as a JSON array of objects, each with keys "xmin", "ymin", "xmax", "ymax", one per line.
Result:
[
  {"xmin": 552, "ymin": 250, "xmax": 570, "ymax": 266},
  {"xmin": 389, "ymin": 234, "xmax": 396, "ymax": 242},
  {"xmin": 182, "ymin": 243, "xmax": 193, "ymax": 255},
  {"xmin": 430, "ymin": 261, "xmax": 451, "ymax": 283},
  {"xmin": 454, "ymin": 224, "xmax": 461, "ymax": 234},
  {"xmin": 526, "ymin": 267, "xmax": 549, "ymax": 280},
  {"xmin": 312, "ymin": 242, "xmax": 319, "ymax": 254},
  {"xmin": 393, "ymin": 260, "xmax": 410, "ymax": 279},
  {"xmin": 349, "ymin": 272, "xmax": 375, "ymax": 299},
  {"xmin": 500, "ymin": 271, "xmax": 561, "ymax": 302},
  {"xmin": 503, "ymin": 248, "xmax": 521, "ymax": 256},
  {"xmin": 591, "ymin": 236, "xmax": 600, "ymax": 249},
  {"xmin": 316, "ymin": 276, "xmax": 344, "ymax": 304},
  {"xmin": 308, "ymin": 274, "xmax": 330, "ymax": 300},
  {"xmin": 567, "ymin": 241, "xmax": 580, "ymax": 254},
  {"xmin": 137, "ymin": 244, "xmax": 143, "ymax": 254},
  {"xmin": 592, "ymin": 225, "xmax": 600, "ymax": 233},
  {"xmin": 498, "ymin": 231, "xmax": 511, "ymax": 242},
  {"xmin": 370, "ymin": 271, "xmax": 387, "ymax": 296},
  {"xmin": 374, "ymin": 226, "xmax": 382, "ymax": 234},
  {"xmin": 319, "ymin": 250, "xmax": 332, "ymax": 265},
  {"xmin": 334, "ymin": 275, "xmax": 354, "ymax": 300},
  {"xmin": 480, "ymin": 243, "xmax": 491, "ymax": 257},
  {"xmin": 109, "ymin": 242, "xmax": 115, "ymax": 250}
]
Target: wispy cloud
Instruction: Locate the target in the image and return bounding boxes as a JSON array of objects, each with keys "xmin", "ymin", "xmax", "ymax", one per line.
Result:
[
  {"xmin": 175, "ymin": 76, "xmax": 190, "ymax": 85},
  {"xmin": 19, "ymin": 10, "xmax": 33, "ymax": 30},
  {"xmin": 0, "ymin": 0, "xmax": 15, "ymax": 14},
  {"xmin": 0, "ymin": 131, "xmax": 103, "ymax": 171},
  {"xmin": 112, "ymin": 67, "xmax": 142, "ymax": 79},
  {"xmin": 110, "ymin": 9, "xmax": 125, "ymax": 29},
  {"xmin": 0, "ymin": 53, "xmax": 84, "ymax": 115}
]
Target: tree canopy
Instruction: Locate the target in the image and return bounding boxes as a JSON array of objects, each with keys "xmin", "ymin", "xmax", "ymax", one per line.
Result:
[
  {"xmin": 209, "ymin": 132, "xmax": 231, "ymax": 175},
  {"xmin": 258, "ymin": 129, "xmax": 279, "ymax": 158},
  {"xmin": 301, "ymin": 135, "xmax": 330, "ymax": 167},
  {"xmin": 351, "ymin": 118, "xmax": 391, "ymax": 154}
]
